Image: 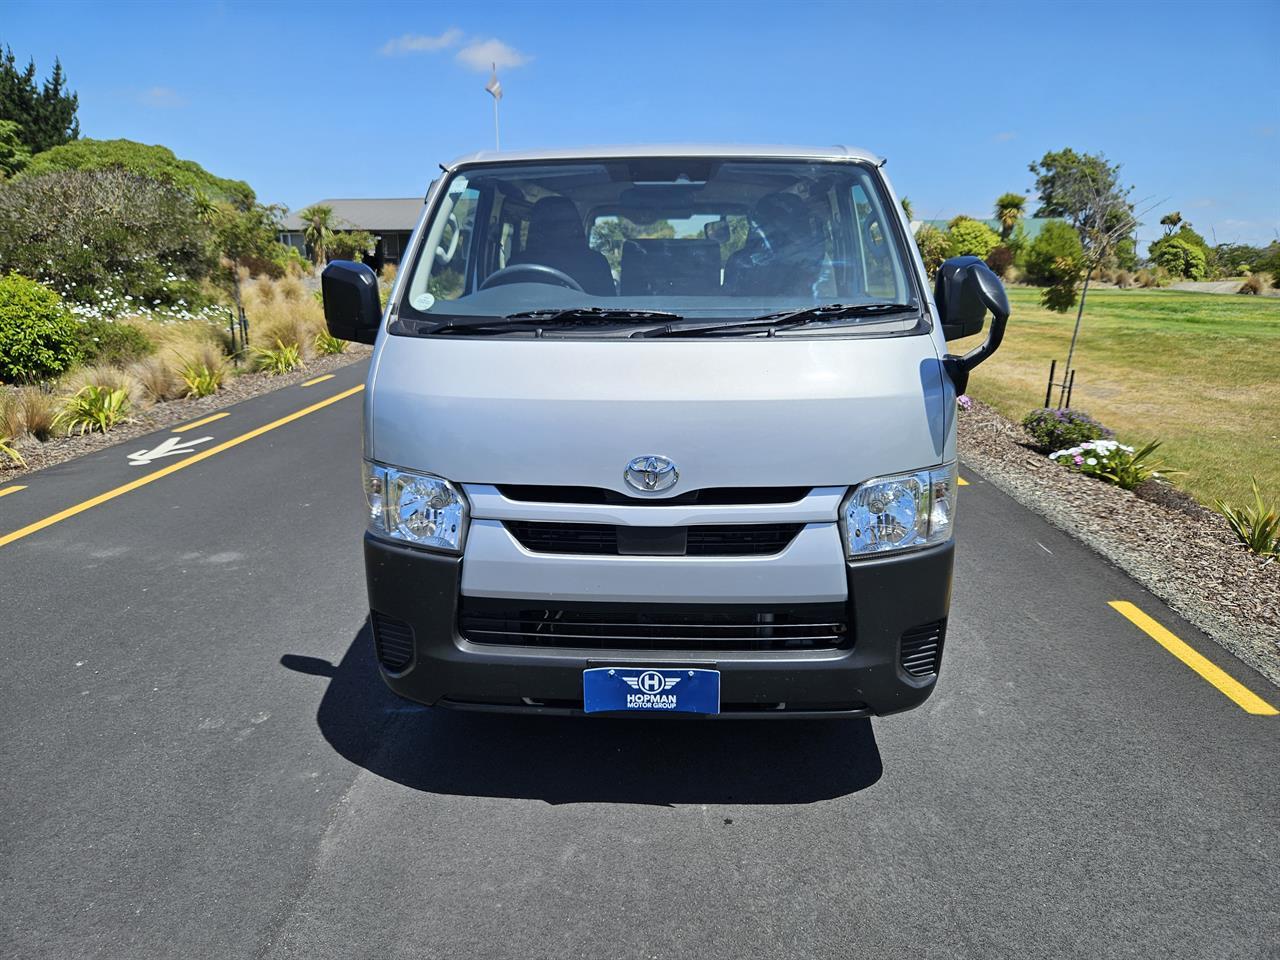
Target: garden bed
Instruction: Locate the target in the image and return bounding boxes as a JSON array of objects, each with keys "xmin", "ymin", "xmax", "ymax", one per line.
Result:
[
  {"xmin": 1, "ymin": 346, "xmax": 370, "ymax": 484},
  {"xmin": 958, "ymin": 399, "xmax": 1280, "ymax": 686}
]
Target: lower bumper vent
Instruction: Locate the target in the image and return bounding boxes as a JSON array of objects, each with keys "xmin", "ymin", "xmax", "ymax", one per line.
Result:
[
  {"xmin": 370, "ymin": 611, "xmax": 415, "ymax": 672},
  {"xmin": 459, "ymin": 599, "xmax": 850, "ymax": 652},
  {"xmin": 900, "ymin": 619, "xmax": 946, "ymax": 678}
]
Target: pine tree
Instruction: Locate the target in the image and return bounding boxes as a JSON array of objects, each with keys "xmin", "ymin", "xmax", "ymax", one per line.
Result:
[{"xmin": 0, "ymin": 46, "xmax": 80, "ymax": 155}]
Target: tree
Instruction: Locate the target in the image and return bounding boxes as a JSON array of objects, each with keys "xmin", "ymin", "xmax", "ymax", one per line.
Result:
[
  {"xmin": 1029, "ymin": 148, "xmax": 1139, "ymax": 404},
  {"xmin": 1151, "ymin": 237, "xmax": 1207, "ymax": 280},
  {"xmin": 0, "ymin": 46, "xmax": 79, "ymax": 155},
  {"xmin": 945, "ymin": 216, "xmax": 1000, "ymax": 259},
  {"xmin": 1159, "ymin": 211, "xmax": 1182, "ymax": 236},
  {"xmin": 900, "ymin": 196, "xmax": 914, "ymax": 221},
  {"xmin": 0, "ymin": 119, "xmax": 29, "ymax": 177},
  {"xmin": 328, "ymin": 230, "xmax": 376, "ymax": 262},
  {"xmin": 1024, "ymin": 220, "xmax": 1086, "ymax": 312},
  {"xmin": 912, "ymin": 224, "xmax": 949, "ymax": 278},
  {"xmin": 299, "ymin": 205, "xmax": 335, "ymax": 264},
  {"xmin": 994, "ymin": 193, "xmax": 1026, "ymax": 241},
  {"xmin": 21, "ymin": 138, "xmax": 254, "ymax": 208},
  {"xmin": 212, "ymin": 201, "xmax": 287, "ymax": 312}
]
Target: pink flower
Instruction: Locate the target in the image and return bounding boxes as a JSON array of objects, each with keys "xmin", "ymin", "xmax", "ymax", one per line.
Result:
[{"xmin": 1073, "ymin": 455, "xmax": 1084, "ymax": 465}]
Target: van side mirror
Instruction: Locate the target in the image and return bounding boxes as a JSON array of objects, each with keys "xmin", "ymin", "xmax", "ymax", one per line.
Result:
[
  {"xmin": 934, "ymin": 256, "xmax": 1011, "ymax": 394},
  {"xmin": 321, "ymin": 260, "xmax": 382, "ymax": 345}
]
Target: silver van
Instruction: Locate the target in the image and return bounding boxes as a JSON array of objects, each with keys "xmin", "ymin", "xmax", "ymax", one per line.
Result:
[{"xmin": 322, "ymin": 144, "xmax": 1009, "ymax": 718}]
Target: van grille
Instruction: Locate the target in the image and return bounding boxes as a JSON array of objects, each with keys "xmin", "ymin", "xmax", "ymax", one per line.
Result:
[
  {"xmin": 459, "ymin": 599, "xmax": 850, "ymax": 652},
  {"xmin": 504, "ymin": 521, "xmax": 804, "ymax": 556},
  {"xmin": 900, "ymin": 619, "xmax": 946, "ymax": 677},
  {"xmin": 370, "ymin": 611, "xmax": 415, "ymax": 672},
  {"xmin": 496, "ymin": 484, "xmax": 809, "ymax": 506}
]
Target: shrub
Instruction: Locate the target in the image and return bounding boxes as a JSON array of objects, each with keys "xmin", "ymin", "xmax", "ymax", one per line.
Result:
[
  {"xmin": 1239, "ymin": 274, "xmax": 1265, "ymax": 295},
  {"xmin": 1215, "ymin": 479, "xmax": 1280, "ymax": 557},
  {"xmin": 913, "ymin": 224, "xmax": 949, "ymax": 277},
  {"xmin": 277, "ymin": 275, "xmax": 304, "ymax": 302},
  {"xmin": 54, "ymin": 384, "xmax": 131, "ymax": 435},
  {"xmin": 328, "ymin": 230, "xmax": 375, "ymax": 262},
  {"xmin": 1048, "ymin": 439, "xmax": 1168, "ymax": 490},
  {"xmin": 1021, "ymin": 408, "xmax": 1113, "ymax": 453},
  {"xmin": 179, "ymin": 346, "xmax": 226, "ymax": 398},
  {"xmin": 1115, "ymin": 269, "xmax": 1133, "ymax": 289},
  {"xmin": 946, "ymin": 217, "xmax": 1000, "ymax": 260},
  {"xmin": 131, "ymin": 354, "xmax": 183, "ymax": 401},
  {"xmin": 1023, "ymin": 221, "xmax": 1084, "ymax": 286},
  {"xmin": 74, "ymin": 318, "xmax": 155, "ymax": 366},
  {"xmin": 379, "ymin": 262, "xmax": 398, "ymax": 285},
  {"xmin": 1135, "ymin": 268, "xmax": 1163, "ymax": 288},
  {"xmin": 0, "ymin": 274, "xmax": 81, "ymax": 382},
  {"xmin": 1151, "ymin": 237, "xmax": 1207, "ymax": 280},
  {"xmin": 314, "ymin": 329, "xmax": 348, "ymax": 355},
  {"xmin": 11, "ymin": 386, "xmax": 57, "ymax": 439},
  {"xmin": 252, "ymin": 339, "xmax": 302, "ymax": 374},
  {"xmin": 0, "ymin": 169, "xmax": 216, "ymax": 304},
  {"xmin": 985, "ymin": 245, "xmax": 1014, "ymax": 278}
]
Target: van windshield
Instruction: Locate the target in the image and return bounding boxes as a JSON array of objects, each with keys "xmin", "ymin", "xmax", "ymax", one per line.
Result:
[{"xmin": 399, "ymin": 157, "xmax": 920, "ymax": 332}]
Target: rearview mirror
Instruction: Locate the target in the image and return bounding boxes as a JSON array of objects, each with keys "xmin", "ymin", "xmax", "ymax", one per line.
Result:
[
  {"xmin": 321, "ymin": 260, "xmax": 382, "ymax": 345},
  {"xmin": 934, "ymin": 256, "xmax": 1011, "ymax": 393}
]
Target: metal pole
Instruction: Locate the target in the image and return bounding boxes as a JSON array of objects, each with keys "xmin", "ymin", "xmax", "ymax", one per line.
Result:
[
  {"xmin": 1044, "ymin": 359, "xmax": 1056, "ymax": 409},
  {"xmin": 1065, "ymin": 369, "xmax": 1076, "ymax": 409},
  {"xmin": 493, "ymin": 96, "xmax": 500, "ymax": 151}
]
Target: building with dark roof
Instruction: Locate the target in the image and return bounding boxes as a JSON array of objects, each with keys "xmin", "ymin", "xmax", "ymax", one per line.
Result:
[{"xmin": 279, "ymin": 197, "xmax": 424, "ymax": 269}]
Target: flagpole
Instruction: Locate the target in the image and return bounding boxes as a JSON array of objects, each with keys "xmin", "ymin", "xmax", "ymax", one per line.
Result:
[{"xmin": 493, "ymin": 94, "xmax": 500, "ymax": 151}]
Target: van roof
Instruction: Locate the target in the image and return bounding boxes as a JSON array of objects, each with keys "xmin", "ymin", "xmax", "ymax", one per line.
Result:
[{"xmin": 444, "ymin": 143, "xmax": 883, "ymax": 170}]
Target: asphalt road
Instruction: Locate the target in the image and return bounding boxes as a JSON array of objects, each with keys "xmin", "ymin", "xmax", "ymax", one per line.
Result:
[{"xmin": 2, "ymin": 359, "xmax": 1277, "ymax": 959}]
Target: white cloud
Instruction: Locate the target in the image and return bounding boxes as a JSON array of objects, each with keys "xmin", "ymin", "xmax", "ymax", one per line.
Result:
[
  {"xmin": 456, "ymin": 38, "xmax": 530, "ymax": 72},
  {"xmin": 139, "ymin": 86, "xmax": 185, "ymax": 108},
  {"xmin": 380, "ymin": 28, "xmax": 463, "ymax": 57}
]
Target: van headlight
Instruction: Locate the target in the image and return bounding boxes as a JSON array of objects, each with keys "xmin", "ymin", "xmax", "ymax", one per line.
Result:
[
  {"xmin": 841, "ymin": 463, "xmax": 956, "ymax": 558},
  {"xmin": 363, "ymin": 460, "xmax": 469, "ymax": 553}
]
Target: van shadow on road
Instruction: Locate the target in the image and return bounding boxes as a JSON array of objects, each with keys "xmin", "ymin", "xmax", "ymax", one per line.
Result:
[{"xmin": 282, "ymin": 624, "xmax": 883, "ymax": 805}]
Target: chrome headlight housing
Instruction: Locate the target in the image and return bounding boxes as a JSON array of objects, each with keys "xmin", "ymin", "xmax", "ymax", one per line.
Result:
[
  {"xmin": 363, "ymin": 460, "xmax": 469, "ymax": 553},
  {"xmin": 841, "ymin": 463, "xmax": 956, "ymax": 558}
]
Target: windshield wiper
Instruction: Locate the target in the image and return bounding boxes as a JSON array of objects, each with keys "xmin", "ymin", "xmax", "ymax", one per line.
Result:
[
  {"xmin": 636, "ymin": 302, "xmax": 917, "ymax": 338},
  {"xmin": 504, "ymin": 307, "xmax": 682, "ymax": 323},
  {"xmin": 428, "ymin": 307, "xmax": 682, "ymax": 336}
]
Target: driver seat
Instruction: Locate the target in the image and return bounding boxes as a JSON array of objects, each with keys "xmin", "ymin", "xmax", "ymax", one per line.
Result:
[{"xmin": 511, "ymin": 196, "xmax": 616, "ymax": 296}]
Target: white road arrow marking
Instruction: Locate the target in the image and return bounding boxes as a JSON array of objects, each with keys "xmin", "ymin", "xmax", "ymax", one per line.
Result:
[{"xmin": 127, "ymin": 435, "xmax": 213, "ymax": 466}]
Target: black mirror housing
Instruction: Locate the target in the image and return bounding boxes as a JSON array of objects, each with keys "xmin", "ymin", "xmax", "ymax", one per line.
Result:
[
  {"xmin": 936, "ymin": 256, "xmax": 1007, "ymax": 341},
  {"xmin": 934, "ymin": 256, "xmax": 1011, "ymax": 394},
  {"xmin": 321, "ymin": 260, "xmax": 382, "ymax": 345}
]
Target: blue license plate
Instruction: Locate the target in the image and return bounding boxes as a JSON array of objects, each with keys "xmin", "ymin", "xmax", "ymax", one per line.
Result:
[{"xmin": 583, "ymin": 667, "xmax": 720, "ymax": 715}]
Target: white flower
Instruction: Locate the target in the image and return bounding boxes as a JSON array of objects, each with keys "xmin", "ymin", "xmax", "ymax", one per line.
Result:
[{"xmin": 1086, "ymin": 457, "xmax": 1097, "ymax": 465}]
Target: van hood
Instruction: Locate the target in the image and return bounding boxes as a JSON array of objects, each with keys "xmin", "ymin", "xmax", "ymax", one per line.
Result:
[{"xmin": 367, "ymin": 334, "xmax": 953, "ymax": 492}]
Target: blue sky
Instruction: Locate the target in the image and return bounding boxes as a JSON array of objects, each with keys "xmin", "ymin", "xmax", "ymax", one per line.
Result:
[{"xmin": 5, "ymin": 0, "xmax": 1278, "ymax": 249}]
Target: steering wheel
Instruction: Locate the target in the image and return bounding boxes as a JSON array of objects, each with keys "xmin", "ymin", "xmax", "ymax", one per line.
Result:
[{"xmin": 480, "ymin": 263, "xmax": 584, "ymax": 292}]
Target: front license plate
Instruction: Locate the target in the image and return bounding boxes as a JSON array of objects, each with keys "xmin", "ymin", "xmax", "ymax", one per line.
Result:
[{"xmin": 583, "ymin": 667, "xmax": 720, "ymax": 715}]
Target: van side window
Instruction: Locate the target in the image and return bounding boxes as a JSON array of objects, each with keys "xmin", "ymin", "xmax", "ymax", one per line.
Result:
[
  {"xmin": 426, "ymin": 186, "xmax": 479, "ymax": 302},
  {"xmin": 852, "ymin": 184, "xmax": 899, "ymax": 299}
]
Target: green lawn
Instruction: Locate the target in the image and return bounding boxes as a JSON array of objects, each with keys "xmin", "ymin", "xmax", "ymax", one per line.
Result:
[{"xmin": 952, "ymin": 286, "xmax": 1280, "ymax": 506}]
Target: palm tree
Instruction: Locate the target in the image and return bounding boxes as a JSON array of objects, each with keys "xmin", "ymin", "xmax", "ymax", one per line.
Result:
[
  {"xmin": 994, "ymin": 192, "xmax": 1026, "ymax": 241},
  {"xmin": 299, "ymin": 204, "xmax": 335, "ymax": 265},
  {"xmin": 900, "ymin": 196, "xmax": 914, "ymax": 221}
]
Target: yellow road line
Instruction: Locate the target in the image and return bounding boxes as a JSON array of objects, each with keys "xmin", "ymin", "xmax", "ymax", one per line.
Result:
[
  {"xmin": 173, "ymin": 412, "xmax": 229, "ymax": 433},
  {"xmin": 0, "ymin": 385, "xmax": 364, "ymax": 550},
  {"xmin": 0, "ymin": 485, "xmax": 27, "ymax": 499},
  {"xmin": 301, "ymin": 374, "xmax": 335, "ymax": 387},
  {"xmin": 958, "ymin": 477, "xmax": 970, "ymax": 486},
  {"xmin": 1108, "ymin": 601, "xmax": 1278, "ymax": 715}
]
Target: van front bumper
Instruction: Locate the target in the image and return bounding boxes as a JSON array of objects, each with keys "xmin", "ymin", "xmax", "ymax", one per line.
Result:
[{"xmin": 362, "ymin": 533, "xmax": 953, "ymax": 718}]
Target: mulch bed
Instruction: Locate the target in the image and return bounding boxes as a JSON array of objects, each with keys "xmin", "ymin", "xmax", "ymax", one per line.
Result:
[
  {"xmin": 958, "ymin": 399, "xmax": 1280, "ymax": 686},
  {"xmin": 1, "ymin": 346, "xmax": 371, "ymax": 484}
]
